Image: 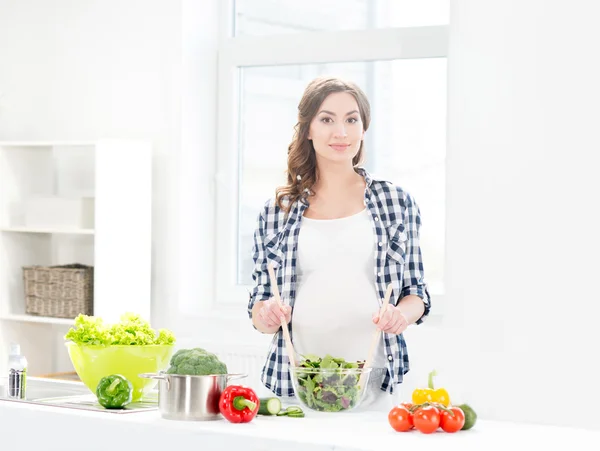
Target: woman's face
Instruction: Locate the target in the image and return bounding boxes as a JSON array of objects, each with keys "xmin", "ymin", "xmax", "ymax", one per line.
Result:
[{"xmin": 308, "ymin": 92, "xmax": 365, "ymax": 165}]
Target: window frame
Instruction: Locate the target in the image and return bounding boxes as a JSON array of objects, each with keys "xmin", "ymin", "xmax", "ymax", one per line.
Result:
[{"xmin": 212, "ymin": 1, "xmax": 449, "ymax": 318}]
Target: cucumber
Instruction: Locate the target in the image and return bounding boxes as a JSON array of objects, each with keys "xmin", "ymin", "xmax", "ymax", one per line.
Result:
[
  {"xmin": 277, "ymin": 405, "xmax": 305, "ymax": 418},
  {"xmin": 258, "ymin": 397, "xmax": 282, "ymax": 415},
  {"xmin": 283, "ymin": 406, "xmax": 305, "ymax": 418}
]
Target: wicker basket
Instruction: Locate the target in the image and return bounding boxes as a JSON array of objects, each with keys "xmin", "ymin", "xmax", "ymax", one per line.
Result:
[{"xmin": 23, "ymin": 264, "xmax": 94, "ymax": 319}]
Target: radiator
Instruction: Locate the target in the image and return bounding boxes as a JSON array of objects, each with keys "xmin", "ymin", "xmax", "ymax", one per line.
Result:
[{"xmin": 207, "ymin": 344, "xmax": 274, "ymax": 397}]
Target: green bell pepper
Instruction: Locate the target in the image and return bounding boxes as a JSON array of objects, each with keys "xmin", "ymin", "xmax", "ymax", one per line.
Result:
[{"xmin": 96, "ymin": 374, "xmax": 133, "ymax": 409}]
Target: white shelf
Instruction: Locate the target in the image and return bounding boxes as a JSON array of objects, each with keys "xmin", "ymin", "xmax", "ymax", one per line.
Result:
[
  {"xmin": 0, "ymin": 141, "xmax": 96, "ymax": 147},
  {"xmin": 0, "ymin": 139, "xmax": 153, "ymax": 377},
  {"xmin": 0, "ymin": 313, "xmax": 74, "ymax": 326},
  {"xmin": 0, "ymin": 227, "xmax": 95, "ymax": 235}
]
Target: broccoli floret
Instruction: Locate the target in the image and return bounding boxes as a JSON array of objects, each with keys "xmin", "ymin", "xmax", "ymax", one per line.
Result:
[
  {"xmin": 166, "ymin": 348, "xmax": 228, "ymax": 376},
  {"xmin": 169, "ymin": 348, "xmax": 208, "ymax": 368}
]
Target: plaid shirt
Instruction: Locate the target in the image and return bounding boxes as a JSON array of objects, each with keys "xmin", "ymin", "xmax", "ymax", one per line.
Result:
[{"xmin": 247, "ymin": 167, "xmax": 431, "ymax": 397}]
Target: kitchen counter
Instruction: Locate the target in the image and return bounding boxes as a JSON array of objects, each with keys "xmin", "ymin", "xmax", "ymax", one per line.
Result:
[{"xmin": 1, "ymin": 395, "xmax": 599, "ymax": 451}]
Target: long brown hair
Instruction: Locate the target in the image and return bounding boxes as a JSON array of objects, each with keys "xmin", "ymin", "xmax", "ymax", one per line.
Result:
[{"xmin": 275, "ymin": 76, "xmax": 371, "ymax": 213}]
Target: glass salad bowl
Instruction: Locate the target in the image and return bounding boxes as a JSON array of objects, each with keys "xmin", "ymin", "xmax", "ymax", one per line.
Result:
[{"xmin": 289, "ymin": 355, "xmax": 386, "ymax": 413}]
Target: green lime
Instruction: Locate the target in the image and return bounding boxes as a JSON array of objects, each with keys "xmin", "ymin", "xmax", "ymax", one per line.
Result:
[{"xmin": 458, "ymin": 404, "xmax": 477, "ymax": 430}]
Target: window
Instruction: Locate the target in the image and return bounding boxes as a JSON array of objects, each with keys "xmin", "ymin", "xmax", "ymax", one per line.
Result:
[
  {"xmin": 215, "ymin": 0, "xmax": 449, "ymax": 309},
  {"xmin": 235, "ymin": 0, "xmax": 449, "ymax": 36}
]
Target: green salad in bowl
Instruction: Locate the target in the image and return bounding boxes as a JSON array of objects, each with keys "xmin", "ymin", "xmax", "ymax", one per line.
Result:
[{"xmin": 290, "ymin": 354, "xmax": 375, "ymax": 413}]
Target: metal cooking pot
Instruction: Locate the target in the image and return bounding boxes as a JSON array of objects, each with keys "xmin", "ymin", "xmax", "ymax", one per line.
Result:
[{"xmin": 139, "ymin": 372, "xmax": 247, "ymax": 421}]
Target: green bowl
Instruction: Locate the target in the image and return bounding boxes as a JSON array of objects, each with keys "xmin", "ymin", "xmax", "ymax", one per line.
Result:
[{"xmin": 66, "ymin": 342, "xmax": 174, "ymax": 402}]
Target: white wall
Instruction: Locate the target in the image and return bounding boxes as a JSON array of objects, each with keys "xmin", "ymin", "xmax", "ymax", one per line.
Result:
[
  {"xmin": 1, "ymin": 0, "xmax": 599, "ymax": 431},
  {"xmin": 442, "ymin": 0, "xmax": 600, "ymax": 429}
]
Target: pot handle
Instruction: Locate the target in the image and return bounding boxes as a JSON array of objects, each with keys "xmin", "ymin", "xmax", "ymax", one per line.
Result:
[{"xmin": 139, "ymin": 372, "xmax": 170, "ymax": 391}]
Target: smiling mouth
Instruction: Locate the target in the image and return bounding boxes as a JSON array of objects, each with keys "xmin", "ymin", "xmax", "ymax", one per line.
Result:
[{"xmin": 329, "ymin": 144, "xmax": 350, "ymax": 151}]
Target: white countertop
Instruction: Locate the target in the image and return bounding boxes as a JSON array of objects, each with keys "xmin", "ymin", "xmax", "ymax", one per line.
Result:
[{"xmin": 1, "ymin": 396, "xmax": 599, "ymax": 451}]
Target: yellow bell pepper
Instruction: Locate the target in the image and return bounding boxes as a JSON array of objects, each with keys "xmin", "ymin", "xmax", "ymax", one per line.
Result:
[{"xmin": 411, "ymin": 369, "xmax": 450, "ymax": 406}]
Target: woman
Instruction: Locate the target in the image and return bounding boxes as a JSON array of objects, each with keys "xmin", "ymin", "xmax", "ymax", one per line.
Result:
[{"xmin": 247, "ymin": 76, "xmax": 431, "ymax": 409}]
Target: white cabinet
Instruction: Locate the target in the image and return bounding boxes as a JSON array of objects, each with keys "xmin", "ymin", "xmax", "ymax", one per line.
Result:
[{"xmin": 0, "ymin": 140, "xmax": 153, "ymax": 376}]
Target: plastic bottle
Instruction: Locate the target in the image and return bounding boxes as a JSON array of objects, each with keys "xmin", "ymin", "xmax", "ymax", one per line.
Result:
[{"xmin": 7, "ymin": 343, "xmax": 27, "ymax": 399}]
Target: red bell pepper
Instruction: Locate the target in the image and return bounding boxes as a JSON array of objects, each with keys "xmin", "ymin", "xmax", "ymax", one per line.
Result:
[{"xmin": 219, "ymin": 385, "xmax": 260, "ymax": 423}]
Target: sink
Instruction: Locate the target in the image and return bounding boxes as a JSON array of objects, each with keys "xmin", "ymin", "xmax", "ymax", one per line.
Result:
[
  {"xmin": 0, "ymin": 376, "xmax": 92, "ymax": 401},
  {"xmin": 0, "ymin": 376, "xmax": 158, "ymax": 414}
]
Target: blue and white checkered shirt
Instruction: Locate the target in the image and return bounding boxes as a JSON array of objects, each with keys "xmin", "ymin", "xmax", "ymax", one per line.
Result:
[{"xmin": 248, "ymin": 168, "xmax": 431, "ymax": 397}]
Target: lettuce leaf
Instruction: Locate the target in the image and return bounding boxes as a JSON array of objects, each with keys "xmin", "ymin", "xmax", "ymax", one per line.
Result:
[{"xmin": 65, "ymin": 313, "xmax": 176, "ymax": 346}]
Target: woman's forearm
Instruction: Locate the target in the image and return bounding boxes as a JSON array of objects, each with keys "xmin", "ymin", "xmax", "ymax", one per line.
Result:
[{"xmin": 397, "ymin": 294, "xmax": 426, "ymax": 325}]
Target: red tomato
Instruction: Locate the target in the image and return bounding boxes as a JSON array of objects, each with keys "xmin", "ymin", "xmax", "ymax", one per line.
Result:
[
  {"xmin": 399, "ymin": 402, "xmax": 415, "ymax": 428},
  {"xmin": 413, "ymin": 405, "xmax": 440, "ymax": 434},
  {"xmin": 388, "ymin": 406, "xmax": 413, "ymax": 432},
  {"xmin": 440, "ymin": 407, "xmax": 465, "ymax": 433}
]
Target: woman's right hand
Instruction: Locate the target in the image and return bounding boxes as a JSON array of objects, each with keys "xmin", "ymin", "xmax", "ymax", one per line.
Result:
[{"xmin": 256, "ymin": 298, "xmax": 292, "ymax": 330}]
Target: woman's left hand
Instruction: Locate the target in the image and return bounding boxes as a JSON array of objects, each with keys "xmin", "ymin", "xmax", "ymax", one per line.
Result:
[{"xmin": 372, "ymin": 304, "xmax": 409, "ymax": 335}]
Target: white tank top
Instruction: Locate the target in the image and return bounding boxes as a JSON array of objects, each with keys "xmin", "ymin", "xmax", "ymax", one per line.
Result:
[{"xmin": 292, "ymin": 208, "xmax": 387, "ymax": 369}]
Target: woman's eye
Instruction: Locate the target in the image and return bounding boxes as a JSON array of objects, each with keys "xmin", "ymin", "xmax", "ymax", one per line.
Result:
[
  {"xmin": 321, "ymin": 117, "xmax": 333, "ymax": 123},
  {"xmin": 347, "ymin": 117, "xmax": 358, "ymax": 124}
]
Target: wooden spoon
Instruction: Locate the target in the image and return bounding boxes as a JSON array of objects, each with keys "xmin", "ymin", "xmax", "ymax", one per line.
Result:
[
  {"xmin": 267, "ymin": 263, "xmax": 297, "ymax": 368},
  {"xmin": 359, "ymin": 283, "xmax": 393, "ymax": 387}
]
